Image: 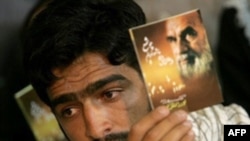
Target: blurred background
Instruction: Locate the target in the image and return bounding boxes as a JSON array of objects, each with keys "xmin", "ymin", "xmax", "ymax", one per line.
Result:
[{"xmin": 1, "ymin": 0, "xmax": 250, "ymax": 140}]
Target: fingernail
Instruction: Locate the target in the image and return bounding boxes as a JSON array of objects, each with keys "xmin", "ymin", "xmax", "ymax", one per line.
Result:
[
  {"xmin": 156, "ymin": 106, "xmax": 169, "ymax": 116},
  {"xmin": 183, "ymin": 120, "xmax": 192, "ymax": 127},
  {"xmin": 175, "ymin": 110, "xmax": 187, "ymax": 119},
  {"xmin": 188, "ymin": 130, "xmax": 194, "ymax": 136}
]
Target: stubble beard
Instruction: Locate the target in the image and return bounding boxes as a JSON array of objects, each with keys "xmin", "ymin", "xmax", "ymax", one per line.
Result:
[{"xmin": 101, "ymin": 132, "xmax": 129, "ymax": 141}]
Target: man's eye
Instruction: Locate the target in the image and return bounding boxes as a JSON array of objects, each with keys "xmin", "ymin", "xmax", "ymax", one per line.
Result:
[
  {"xmin": 102, "ymin": 89, "xmax": 122, "ymax": 102},
  {"xmin": 185, "ymin": 27, "xmax": 197, "ymax": 40},
  {"xmin": 186, "ymin": 33, "xmax": 197, "ymax": 41},
  {"xmin": 61, "ymin": 107, "xmax": 79, "ymax": 118},
  {"xmin": 187, "ymin": 29, "xmax": 197, "ymax": 37},
  {"xmin": 166, "ymin": 36, "xmax": 176, "ymax": 43}
]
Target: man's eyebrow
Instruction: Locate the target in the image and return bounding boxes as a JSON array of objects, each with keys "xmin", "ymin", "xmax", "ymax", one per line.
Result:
[
  {"xmin": 85, "ymin": 74, "xmax": 127, "ymax": 94},
  {"xmin": 181, "ymin": 26, "xmax": 197, "ymax": 38},
  {"xmin": 51, "ymin": 93, "xmax": 77, "ymax": 109},
  {"xmin": 50, "ymin": 74, "xmax": 127, "ymax": 109}
]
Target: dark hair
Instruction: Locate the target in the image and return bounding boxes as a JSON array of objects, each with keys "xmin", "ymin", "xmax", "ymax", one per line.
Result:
[{"xmin": 22, "ymin": 0, "xmax": 146, "ymax": 106}]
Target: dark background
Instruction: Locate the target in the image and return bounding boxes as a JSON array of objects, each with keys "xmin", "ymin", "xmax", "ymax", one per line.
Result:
[{"xmin": 0, "ymin": 0, "xmax": 38, "ymax": 140}]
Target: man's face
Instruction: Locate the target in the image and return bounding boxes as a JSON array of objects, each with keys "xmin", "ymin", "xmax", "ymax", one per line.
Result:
[
  {"xmin": 165, "ymin": 12, "xmax": 212, "ymax": 80},
  {"xmin": 48, "ymin": 52, "xmax": 150, "ymax": 141}
]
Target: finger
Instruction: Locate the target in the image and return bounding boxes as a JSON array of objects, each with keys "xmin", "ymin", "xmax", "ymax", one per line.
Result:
[
  {"xmin": 128, "ymin": 106, "xmax": 170, "ymax": 141},
  {"xmin": 160, "ymin": 120, "xmax": 193, "ymax": 141},
  {"xmin": 143, "ymin": 110, "xmax": 188, "ymax": 141},
  {"xmin": 181, "ymin": 130, "xmax": 195, "ymax": 141}
]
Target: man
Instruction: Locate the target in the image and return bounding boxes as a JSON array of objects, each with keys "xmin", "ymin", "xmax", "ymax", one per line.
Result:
[
  {"xmin": 22, "ymin": 0, "xmax": 250, "ymax": 141},
  {"xmin": 165, "ymin": 10, "xmax": 222, "ymax": 111},
  {"xmin": 165, "ymin": 10, "xmax": 213, "ymax": 81}
]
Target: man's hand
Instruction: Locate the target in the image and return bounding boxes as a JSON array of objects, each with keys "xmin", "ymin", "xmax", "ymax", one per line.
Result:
[{"xmin": 128, "ymin": 106, "xmax": 194, "ymax": 141}]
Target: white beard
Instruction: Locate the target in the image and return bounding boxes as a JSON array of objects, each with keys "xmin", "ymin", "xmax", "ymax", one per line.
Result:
[{"xmin": 178, "ymin": 48, "xmax": 213, "ymax": 80}]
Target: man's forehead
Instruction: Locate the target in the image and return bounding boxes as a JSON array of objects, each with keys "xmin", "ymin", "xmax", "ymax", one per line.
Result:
[
  {"xmin": 47, "ymin": 64, "xmax": 135, "ymax": 102},
  {"xmin": 52, "ymin": 53, "xmax": 109, "ymax": 78},
  {"xmin": 167, "ymin": 12, "xmax": 201, "ymax": 27},
  {"xmin": 50, "ymin": 53, "xmax": 112, "ymax": 90}
]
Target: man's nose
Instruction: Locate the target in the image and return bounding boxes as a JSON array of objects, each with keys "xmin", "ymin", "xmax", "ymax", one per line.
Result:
[
  {"xmin": 83, "ymin": 100, "xmax": 112, "ymax": 139},
  {"xmin": 172, "ymin": 39, "xmax": 188, "ymax": 54},
  {"xmin": 178, "ymin": 39, "xmax": 189, "ymax": 53}
]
